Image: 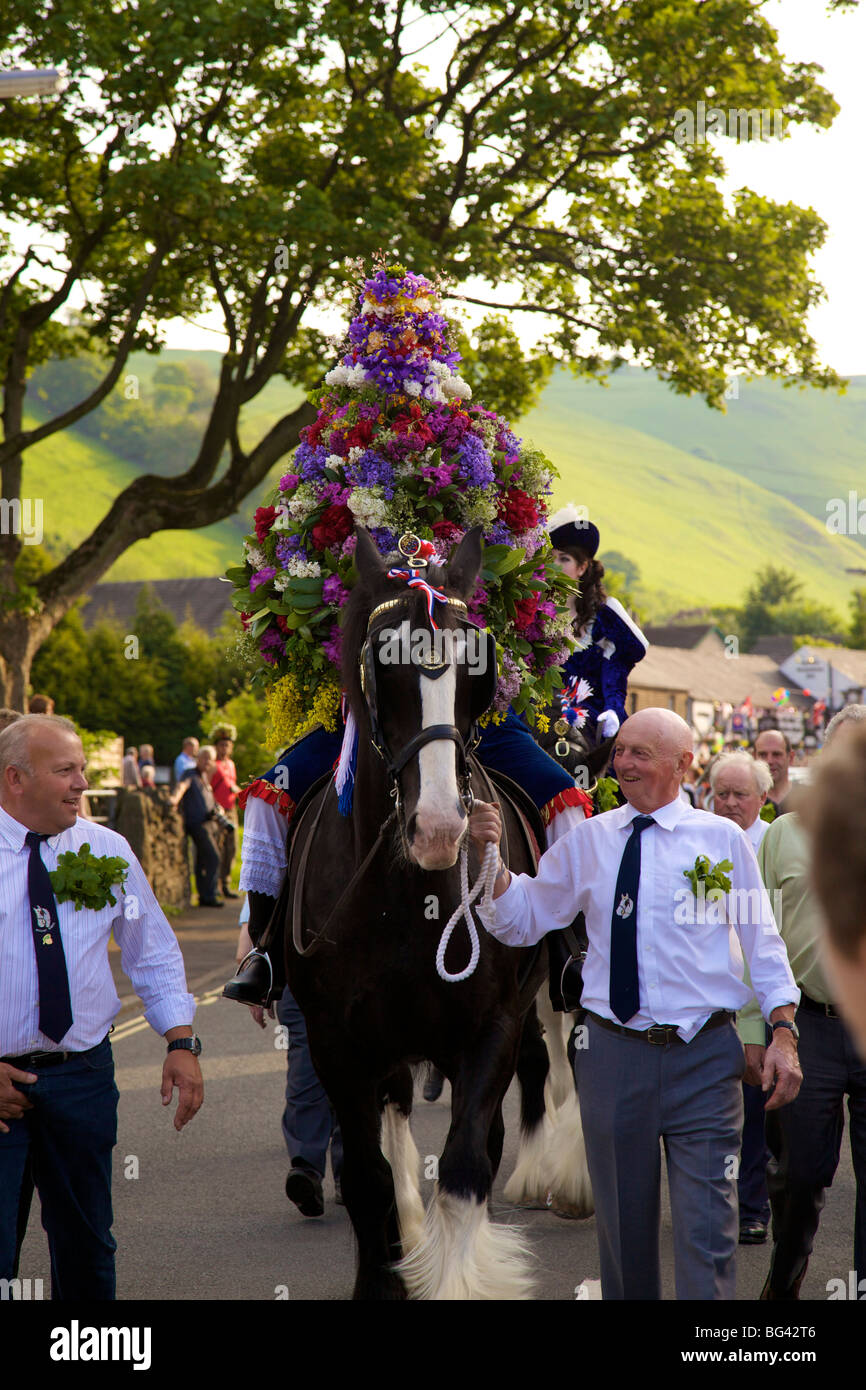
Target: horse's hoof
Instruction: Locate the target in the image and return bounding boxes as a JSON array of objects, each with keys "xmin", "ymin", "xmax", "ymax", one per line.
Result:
[{"xmin": 549, "ymin": 1196, "xmax": 593, "ymax": 1221}]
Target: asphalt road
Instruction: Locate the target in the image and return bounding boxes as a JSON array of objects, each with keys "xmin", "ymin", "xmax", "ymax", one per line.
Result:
[{"xmin": 15, "ymin": 904, "xmax": 859, "ymax": 1303}]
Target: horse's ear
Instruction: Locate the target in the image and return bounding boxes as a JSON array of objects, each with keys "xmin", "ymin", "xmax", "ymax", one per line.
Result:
[
  {"xmin": 444, "ymin": 525, "xmax": 484, "ymax": 601},
  {"xmin": 353, "ymin": 527, "xmax": 384, "ymax": 583}
]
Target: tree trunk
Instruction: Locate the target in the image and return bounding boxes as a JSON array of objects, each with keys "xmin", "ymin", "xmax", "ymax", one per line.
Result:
[{"xmin": 0, "ymin": 609, "xmax": 51, "ymax": 709}]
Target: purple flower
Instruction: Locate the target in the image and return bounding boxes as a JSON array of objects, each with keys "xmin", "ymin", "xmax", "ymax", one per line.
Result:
[
  {"xmin": 369, "ymin": 526, "xmax": 398, "ymax": 555},
  {"xmin": 259, "ymin": 628, "xmax": 285, "ymax": 665},
  {"xmin": 345, "ymin": 449, "xmax": 395, "ymax": 496},
  {"xmin": 323, "ymin": 575, "xmax": 349, "ymax": 606},
  {"xmin": 455, "ymin": 433, "xmax": 494, "ymax": 488},
  {"xmin": 323, "ymin": 623, "xmax": 343, "ymax": 667},
  {"xmin": 279, "ymin": 472, "xmax": 300, "ymax": 492},
  {"xmin": 250, "ymin": 567, "xmax": 276, "ymax": 592},
  {"xmin": 276, "ymin": 537, "xmax": 305, "ymax": 566}
]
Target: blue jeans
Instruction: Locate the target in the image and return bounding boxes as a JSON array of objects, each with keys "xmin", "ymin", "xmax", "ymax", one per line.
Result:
[
  {"xmin": 277, "ymin": 988, "xmax": 342, "ymax": 1181},
  {"xmin": 0, "ymin": 1036, "xmax": 118, "ymax": 1299}
]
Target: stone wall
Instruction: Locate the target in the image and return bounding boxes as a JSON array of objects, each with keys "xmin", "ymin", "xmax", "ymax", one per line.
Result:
[{"xmin": 113, "ymin": 787, "xmax": 191, "ymax": 912}]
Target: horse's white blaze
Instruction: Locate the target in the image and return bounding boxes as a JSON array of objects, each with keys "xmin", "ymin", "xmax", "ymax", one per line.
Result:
[
  {"xmin": 543, "ymin": 1089, "xmax": 594, "ymax": 1218},
  {"xmin": 379, "ymin": 1103, "xmax": 425, "ymax": 1256},
  {"xmin": 503, "ymin": 1113, "xmax": 555, "ymax": 1207},
  {"xmin": 412, "ymin": 623, "xmax": 464, "ymax": 862},
  {"xmin": 395, "ymin": 1188, "xmax": 534, "ymax": 1300}
]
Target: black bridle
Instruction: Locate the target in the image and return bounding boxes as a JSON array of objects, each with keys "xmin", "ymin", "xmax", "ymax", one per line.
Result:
[{"xmin": 358, "ymin": 594, "xmax": 481, "ymax": 817}]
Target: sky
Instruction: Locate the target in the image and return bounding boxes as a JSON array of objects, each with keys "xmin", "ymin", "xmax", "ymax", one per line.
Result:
[{"xmin": 160, "ymin": 0, "xmax": 866, "ymax": 376}]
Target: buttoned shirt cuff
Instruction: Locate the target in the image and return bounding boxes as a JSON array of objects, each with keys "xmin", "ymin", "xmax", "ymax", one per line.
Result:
[
  {"xmin": 144, "ymin": 993, "xmax": 196, "ymax": 1038},
  {"xmin": 759, "ymin": 986, "xmax": 801, "ymax": 1027},
  {"xmin": 476, "ymin": 876, "xmax": 532, "ymax": 947}
]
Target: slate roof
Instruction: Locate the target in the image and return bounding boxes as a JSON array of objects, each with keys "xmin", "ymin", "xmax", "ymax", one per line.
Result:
[{"xmin": 79, "ymin": 578, "xmax": 235, "ymax": 636}]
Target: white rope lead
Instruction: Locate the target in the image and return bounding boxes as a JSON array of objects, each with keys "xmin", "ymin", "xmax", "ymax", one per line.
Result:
[{"xmin": 435, "ymin": 841, "xmax": 501, "ymax": 983}]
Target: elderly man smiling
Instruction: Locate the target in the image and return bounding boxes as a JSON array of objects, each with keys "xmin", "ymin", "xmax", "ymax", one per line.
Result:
[{"xmin": 472, "ymin": 707, "xmax": 801, "ymax": 1300}]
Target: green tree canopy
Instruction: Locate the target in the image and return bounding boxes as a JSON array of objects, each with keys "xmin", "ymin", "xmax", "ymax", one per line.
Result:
[{"xmin": 0, "ymin": 0, "xmax": 845, "ymax": 702}]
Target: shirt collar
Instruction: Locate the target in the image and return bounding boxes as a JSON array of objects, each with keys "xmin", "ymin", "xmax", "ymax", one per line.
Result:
[
  {"xmin": 0, "ymin": 801, "xmax": 70, "ymax": 853},
  {"xmin": 620, "ymin": 794, "xmax": 686, "ymax": 832}
]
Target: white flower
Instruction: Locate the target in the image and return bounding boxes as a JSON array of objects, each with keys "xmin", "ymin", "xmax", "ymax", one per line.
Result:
[
  {"xmin": 324, "ymin": 364, "xmax": 350, "ymax": 386},
  {"xmin": 346, "ymin": 364, "xmax": 369, "ymax": 387},
  {"xmin": 243, "ymin": 542, "xmax": 267, "ymax": 568},
  {"xmin": 404, "ymin": 380, "xmax": 422, "ymax": 396},
  {"xmin": 443, "ymin": 374, "xmax": 472, "ymax": 400},
  {"xmin": 326, "ymin": 453, "xmax": 344, "ymax": 469},
  {"xmin": 271, "ymin": 505, "xmax": 291, "ymax": 532},
  {"xmin": 288, "ymin": 484, "xmax": 319, "ymax": 520},
  {"xmin": 286, "ymin": 556, "xmax": 322, "ymax": 579},
  {"xmin": 272, "ymin": 572, "xmax": 290, "ymax": 591},
  {"xmin": 347, "ymin": 487, "xmax": 389, "ymax": 528},
  {"xmin": 348, "ymin": 446, "xmax": 364, "ymax": 463}
]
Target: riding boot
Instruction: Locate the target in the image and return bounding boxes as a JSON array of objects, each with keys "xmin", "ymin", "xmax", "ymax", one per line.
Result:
[
  {"xmin": 223, "ymin": 890, "xmax": 287, "ymax": 1005},
  {"xmin": 547, "ymin": 912, "xmax": 588, "ymax": 1012}
]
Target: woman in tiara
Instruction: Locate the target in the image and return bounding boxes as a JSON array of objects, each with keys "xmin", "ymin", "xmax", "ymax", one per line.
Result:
[{"xmin": 547, "ymin": 505, "xmax": 649, "ymax": 744}]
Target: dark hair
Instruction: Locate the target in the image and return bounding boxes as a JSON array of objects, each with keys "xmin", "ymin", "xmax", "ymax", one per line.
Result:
[
  {"xmin": 558, "ymin": 546, "xmax": 607, "ymax": 629},
  {"xmin": 28, "ymin": 693, "xmax": 54, "ymax": 715}
]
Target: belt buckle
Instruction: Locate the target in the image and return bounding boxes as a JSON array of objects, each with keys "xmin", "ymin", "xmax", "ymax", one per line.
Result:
[{"xmin": 645, "ymin": 1025, "xmax": 673, "ymax": 1046}]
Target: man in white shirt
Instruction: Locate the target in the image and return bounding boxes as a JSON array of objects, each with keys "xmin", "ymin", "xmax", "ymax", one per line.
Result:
[
  {"xmin": 710, "ymin": 750, "xmax": 774, "ymax": 1246},
  {"xmin": 472, "ymin": 707, "xmax": 801, "ymax": 1299},
  {"xmin": 0, "ymin": 716, "xmax": 203, "ymax": 1299}
]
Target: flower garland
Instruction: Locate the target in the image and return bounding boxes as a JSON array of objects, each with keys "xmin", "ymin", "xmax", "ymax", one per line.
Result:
[{"xmin": 227, "ymin": 262, "xmax": 576, "ymax": 746}]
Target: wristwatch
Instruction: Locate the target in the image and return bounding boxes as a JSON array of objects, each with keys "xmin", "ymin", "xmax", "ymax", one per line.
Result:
[
  {"xmin": 771, "ymin": 1019, "xmax": 799, "ymax": 1043},
  {"xmin": 167, "ymin": 1035, "xmax": 202, "ymax": 1057}
]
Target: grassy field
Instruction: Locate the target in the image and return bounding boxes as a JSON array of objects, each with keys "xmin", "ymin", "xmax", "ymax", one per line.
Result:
[{"xmin": 24, "ymin": 352, "xmax": 866, "ymax": 618}]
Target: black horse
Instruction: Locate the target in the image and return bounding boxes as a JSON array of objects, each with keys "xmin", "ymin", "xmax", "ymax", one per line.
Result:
[{"xmin": 283, "ymin": 527, "xmax": 546, "ymax": 1299}]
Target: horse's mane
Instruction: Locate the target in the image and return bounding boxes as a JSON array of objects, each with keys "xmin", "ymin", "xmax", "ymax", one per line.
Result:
[{"xmin": 340, "ymin": 554, "xmax": 456, "ymax": 723}]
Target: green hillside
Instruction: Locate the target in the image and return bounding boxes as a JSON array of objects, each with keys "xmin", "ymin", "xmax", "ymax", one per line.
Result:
[
  {"xmin": 533, "ymin": 366, "xmax": 866, "ymax": 534},
  {"xmin": 22, "ymin": 351, "xmax": 866, "ymax": 619}
]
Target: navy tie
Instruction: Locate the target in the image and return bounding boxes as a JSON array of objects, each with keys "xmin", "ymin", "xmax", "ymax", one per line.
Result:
[
  {"xmin": 609, "ymin": 815, "xmax": 655, "ymax": 1024},
  {"xmin": 26, "ymin": 831, "xmax": 74, "ymax": 1044}
]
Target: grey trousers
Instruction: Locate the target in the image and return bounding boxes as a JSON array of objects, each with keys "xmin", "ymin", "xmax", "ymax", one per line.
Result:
[{"xmin": 575, "ymin": 1014, "xmax": 745, "ymax": 1300}]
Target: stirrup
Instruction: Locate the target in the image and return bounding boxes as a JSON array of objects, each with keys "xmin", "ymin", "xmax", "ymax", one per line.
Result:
[{"xmin": 222, "ymin": 948, "xmax": 275, "ymax": 1006}]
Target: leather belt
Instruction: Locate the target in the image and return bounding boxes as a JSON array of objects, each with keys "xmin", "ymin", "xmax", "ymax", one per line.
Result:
[
  {"xmin": 797, "ymin": 990, "xmax": 839, "ymax": 1020},
  {"xmin": 586, "ymin": 1009, "xmax": 735, "ymax": 1046},
  {"xmin": 1, "ymin": 1037, "xmax": 109, "ymax": 1070}
]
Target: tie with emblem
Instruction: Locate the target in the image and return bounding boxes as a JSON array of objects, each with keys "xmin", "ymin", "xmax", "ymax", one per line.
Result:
[
  {"xmin": 25, "ymin": 831, "xmax": 74, "ymax": 1044},
  {"xmin": 609, "ymin": 814, "xmax": 655, "ymax": 1024}
]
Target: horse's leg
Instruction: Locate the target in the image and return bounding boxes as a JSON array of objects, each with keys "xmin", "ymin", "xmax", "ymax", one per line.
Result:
[
  {"xmin": 503, "ymin": 1001, "xmax": 553, "ymax": 1210},
  {"xmin": 542, "ymin": 1011, "xmax": 594, "ymax": 1221},
  {"xmin": 396, "ymin": 1022, "xmax": 534, "ymax": 1300},
  {"xmin": 319, "ymin": 1062, "xmax": 407, "ymax": 1301},
  {"xmin": 536, "ymin": 987, "xmax": 575, "ymax": 1111},
  {"xmin": 378, "ymin": 1065, "xmax": 425, "ymax": 1257}
]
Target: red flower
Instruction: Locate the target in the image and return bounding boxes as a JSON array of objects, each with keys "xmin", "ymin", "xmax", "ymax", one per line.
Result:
[
  {"xmin": 432, "ymin": 520, "xmax": 464, "ymax": 546},
  {"xmin": 254, "ymin": 506, "xmax": 278, "ymax": 542},
  {"xmin": 498, "ymin": 487, "xmax": 538, "ymax": 532},
  {"xmin": 513, "ymin": 592, "xmax": 540, "ymax": 633},
  {"xmin": 345, "ymin": 418, "xmax": 374, "ymax": 450},
  {"xmin": 311, "ymin": 503, "xmax": 354, "ymax": 551}
]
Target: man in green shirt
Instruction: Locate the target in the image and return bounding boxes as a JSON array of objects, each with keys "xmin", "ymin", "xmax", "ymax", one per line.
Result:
[{"xmin": 742, "ymin": 705, "xmax": 866, "ymax": 1300}]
